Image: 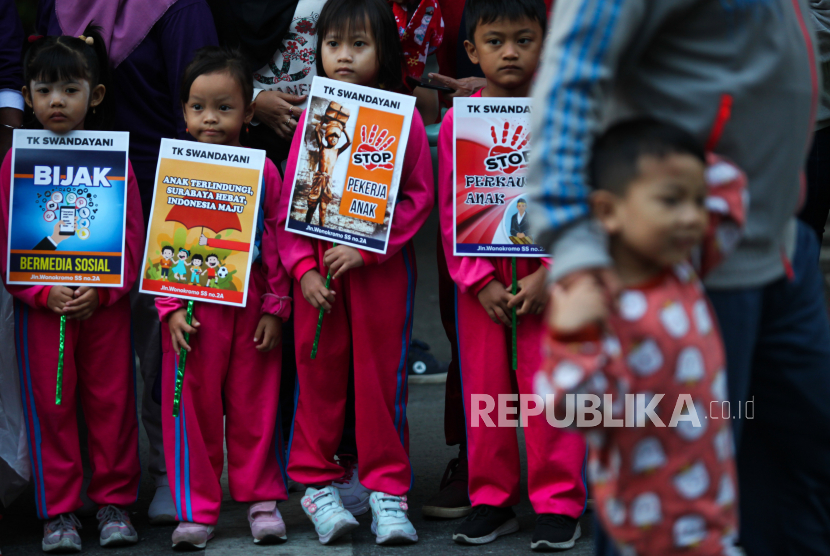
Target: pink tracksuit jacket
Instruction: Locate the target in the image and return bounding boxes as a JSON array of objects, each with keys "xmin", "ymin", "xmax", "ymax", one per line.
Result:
[
  {"xmin": 0, "ymin": 150, "xmax": 144, "ymax": 519},
  {"xmin": 155, "ymin": 159, "xmax": 292, "ymax": 526},
  {"xmin": 438, "ymin": 96, "xmax": 588, "ymax": 517},
  {"xmin": 278, "ymin": 109, "xmax": 434, "ymax": 496}
]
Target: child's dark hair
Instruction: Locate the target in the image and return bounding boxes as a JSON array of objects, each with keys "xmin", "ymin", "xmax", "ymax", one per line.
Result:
[
  {"xmin": 315, "ymin": 0, "xmax": 403, "ymax": 91},
  {"xmin": 191, "ymin": 254, "xmax": 203, "ymax": 263},
  {"xmin": 590, "ymin": 118, "xmax": 706, "ymax": 196},
  {"xmin": 178, "ymin": 247, "xmax": 190, "ymax": 256},
  {"xmin": 23, "ymin": 25, "xmax": 112, "ymax": 130},
  {"xmin": 180, "ymin": 47, "xmax": 253, "ymax": 107},
  {"xmin": 162, "ymin": 245, "xmax": 173, "ymax": 254},
  {"xmin": 466, "ymin": 0, "xmax": 548, "ymax": 42}
]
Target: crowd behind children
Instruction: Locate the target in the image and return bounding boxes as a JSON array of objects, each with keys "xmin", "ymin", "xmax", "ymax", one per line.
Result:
[{"xmin": 0, "ymin": 0, "xmax": 828, "ymax": 555}]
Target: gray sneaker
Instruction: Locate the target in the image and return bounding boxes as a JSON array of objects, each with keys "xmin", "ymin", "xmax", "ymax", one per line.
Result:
[
  {"xmin": 42, "ymin": 513, "xmax": 82, "ymax": 553},
  {"xmin": 96, "ymin": 505, "xmax": 138, "ymax": 547}
]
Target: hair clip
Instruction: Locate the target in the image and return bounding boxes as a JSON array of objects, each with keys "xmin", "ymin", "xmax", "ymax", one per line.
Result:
[
  {"xmin": 27, "ymin": 35, "xmax": 44, "ymax": 43},
  {"xmin": 78, "ymin": 35, "xmax": 94, "ymax": 45}
]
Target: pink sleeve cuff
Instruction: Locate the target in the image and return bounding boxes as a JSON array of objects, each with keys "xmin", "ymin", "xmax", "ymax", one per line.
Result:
[
  {"xmin": 155, "ymin": 296, "xmax": 186, "ymax": 322},
  {"xmin": 97, "ymin": 288, "xmax": 110, "ymax": 307},
  {"xmin": 359, "ymin": 250, "xmax": 380, "ymax": 266},
  {"xmin": 470, "ymin": 275, "xmax": 496, "ymax": 296},
  {"xmin": 261, "ymin": 294, "xmax": 292, "ymax": 321},
  {"xmin": 35, "ymin": 287, "xmax": 52, "ymax": 309},
  {"xmin": 292, "ymin": 257, "xmax": 318, "ymax": 283}
]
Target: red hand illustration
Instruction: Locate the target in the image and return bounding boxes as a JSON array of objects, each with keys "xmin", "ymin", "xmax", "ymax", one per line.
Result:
[
  {"xmin": 356, "ymin": 124, "xmax": 396, "ymax": 170},
  {"xmin": 488, "ymin": 122, "xmax": 530, "ymax": 175}
]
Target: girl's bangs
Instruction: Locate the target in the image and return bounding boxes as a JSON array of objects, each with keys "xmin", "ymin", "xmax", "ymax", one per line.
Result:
[
  {"xmin": 319, "ymin": 3, "xmax": 371, "ymax": 39},
  {"xmin": 28, "ymin": 47, "xmax": 90, "ymax": 85}
]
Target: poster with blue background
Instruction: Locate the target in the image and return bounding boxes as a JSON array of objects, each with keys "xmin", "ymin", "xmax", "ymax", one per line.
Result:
[{"xmin": 6, "ymin": 130, "xmax": 129, "ymax": 287}]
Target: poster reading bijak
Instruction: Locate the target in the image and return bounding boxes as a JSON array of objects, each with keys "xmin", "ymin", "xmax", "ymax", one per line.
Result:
[
  {"xmin": 453, "ymin": 98, "xmax": 545, "ymax": 257},
  {"xmin": 6, "ymin": 130, "xmax": 129, "ymax": 287},
  {"xmin": 139, "ymin": 139, "xmax": 265, "ymax": 307},
  {"xmin": 284, "ymin": 76, "xmax": 415, "ymax": 254}
]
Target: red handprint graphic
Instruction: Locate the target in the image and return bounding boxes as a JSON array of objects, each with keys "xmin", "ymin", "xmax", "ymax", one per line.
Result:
[
  {"xmin": 353, "ymin": 124, "xmax": 397, "ymax": 170},
  {"xmin": 487, "ymin": 122, "xmax": 530, "ymax": 175}
]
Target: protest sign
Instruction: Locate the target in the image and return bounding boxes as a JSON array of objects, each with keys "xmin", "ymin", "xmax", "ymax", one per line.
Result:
[
  {"xmin": 6, "ymin": 130, "xmax": 130, "ymax": 287},
  {"xmin": 284, "ymin": 76, "xmax": 416, "ymax": 254},
  {"xmin": 453, "ymin": 97, "xmax": 545, "ymax": 257},
  {"xmin": 139, "ymin": 139, "xmax": 265, "ymax": 307}
]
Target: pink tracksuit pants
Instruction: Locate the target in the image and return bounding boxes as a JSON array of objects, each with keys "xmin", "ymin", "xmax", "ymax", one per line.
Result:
[
  {"xmin": 287, "ymin": 244, "xmax": 416, "ymax": 496},
  {"xmin": 14, "ymin": 296, "xmax": 141, "ymax": 519},
  {"xmin": 161, "ymin": 270, "xmax": 287, "ymax": 526},
  {"xmin": 454, "ymin": 279, "xmax": 588, "ymax": 517}
]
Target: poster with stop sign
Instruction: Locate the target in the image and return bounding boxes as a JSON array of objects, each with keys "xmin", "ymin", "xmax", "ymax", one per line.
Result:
[
  {"xmin": 453, "ymin": 97, "xmax": 545, "ymax": 257},
  {"xmin": 284, "ymin": 76, "xmax": 415, "ymax": 254}
]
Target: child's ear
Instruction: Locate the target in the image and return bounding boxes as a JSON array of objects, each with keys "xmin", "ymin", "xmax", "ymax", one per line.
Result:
[
  {"xmin": 89, "ymin": 84, "xmax": 106, "ymax": 108},
  {"xmin": 464, "ymin": 40, "xmax": 480, "ymax": 66},
  {"xmin": 244, "ymin": 100, "xmax": 256, "ymax": 125},
  {"xmin": 21, "ymin": 86, "xmax": 33, "ymax": 109},
  {"xmin": 590, "ymin": 190, "xmax": 622, "ymax": 234}
]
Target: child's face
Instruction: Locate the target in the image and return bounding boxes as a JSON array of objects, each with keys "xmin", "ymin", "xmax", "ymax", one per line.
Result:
[
  {"xmin": 464, "ymin": 17, "xmax": 544, "ymax": 96},
  {"xmin": 594, "ymin": 153, "xmax": 708, "ymax": 270},
  {"xmin": 321, "ymin": 20, "xmax": 380, "ymax": 88},
  {"xmin": 178, "ymin": 250, "xmax": 188, "ymax": 260},
  {"xmin": 183, "ymin": 71, "xmax": 254, "ymax": 147},
  {"xmin": 206, "ymin": 256, "xmax": 219, "ymax": 268},
  {"xmin": 517, "ymin": 201, "xmax": 526, "ymax": 215},
  {"xmin": 162, "ymin": 249, "xmax": 173, "ymax": 260},
  {"xmin": 192, "ymin": 258, "xmax": 202, "ymax": 267},
  {"xmin": 23, "ymin": 78, "xmax": 105, "ymax": 134}
]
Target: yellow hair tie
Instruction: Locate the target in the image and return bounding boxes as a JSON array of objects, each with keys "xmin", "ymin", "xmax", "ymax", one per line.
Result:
[{"xmin": 78, "ymin": 35, "xmax": 94, "ymax": 46}]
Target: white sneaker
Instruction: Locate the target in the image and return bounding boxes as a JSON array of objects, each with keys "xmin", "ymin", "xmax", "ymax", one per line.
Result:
[
  {"xmin": 369, "ymin": 491, "xmax": 418, "ymax": 545},
  {"xmin": 333, "ymin": 455, "xmax": 371, "ymax": 516},
  {"xmin": 301, "ymin": 486, "xmax": 359, "ymax": 545}
]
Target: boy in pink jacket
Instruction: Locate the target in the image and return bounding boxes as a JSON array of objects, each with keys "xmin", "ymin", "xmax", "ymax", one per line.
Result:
[{"xmin": 437, "ymin": 0, "xmax": 588, "ymax": 550}]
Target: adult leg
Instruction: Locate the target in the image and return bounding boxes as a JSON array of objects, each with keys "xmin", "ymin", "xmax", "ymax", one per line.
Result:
[
  {"xmin": 129, "ymin": 284, "xmax": 168, "ymax": 492},
  {"xmin": 75, "ymin": 297, "xmax": 141, "ymax": 508},
  {"xmin": 799, "ymin": 126, "xmax": 830, "ymax": 244},
  {"xmin": 740, "ymin": 223, "xmax": 830, "ymax": 556}
]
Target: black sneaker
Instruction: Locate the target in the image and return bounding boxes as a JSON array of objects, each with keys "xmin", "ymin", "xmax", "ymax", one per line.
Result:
[
  {"xmin": 408, "ymin": 339, "xmax": 448, "ymax": 383},
  {"xmin": 422, "ymin": 457, "xmax": 472, "ymax": 519},
  {"xmin": 452, "ymin": 505, "xmax": 519, "ymax": 545},
  {"xmin": 530, "ymin": 514, "xmax": 581, "ymax": 551}
]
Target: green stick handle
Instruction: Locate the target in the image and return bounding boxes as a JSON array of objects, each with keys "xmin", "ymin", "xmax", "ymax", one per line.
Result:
[
  {"xmin": 511, "ymin": 257, "xmax": 518, "ymax": 371},
  {"xmin": 173, "ymin": 300, "xmax": 194, "ymax": 417},
  {"xmin": 56, "ymin": 314, "xmax": 66, "ymax": 405},
  {"xmin": 311, "ymin": 243, "xmax": 338, "ymax": 359}
]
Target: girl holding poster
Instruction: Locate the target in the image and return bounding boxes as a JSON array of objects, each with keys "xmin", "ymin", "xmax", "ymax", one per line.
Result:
[
  {"xmin": 0, "ymin": 29, "xmax": 144, "ymax": 551},
  {"xmin": 158, "ymin": 48, "xmax": 293, "ymax": 549},
  {"xmin": 277, "ymin": 0, "xmax": 434, "ymax": 546}
]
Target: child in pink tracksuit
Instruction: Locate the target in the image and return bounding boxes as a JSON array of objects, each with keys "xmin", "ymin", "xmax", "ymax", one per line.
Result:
[
  {"xmin": 158, "ymin": 48, "xmax": 292, "ymax": 549},
  {"xmin": 0, "ymin": 29, "xmax": 143, "ymax": 552},
  {"xmin": 276, "ymin": 0, "xmax": 434, "ymax": 546},
  {"xmin": 437, "ymin": 0, "xmax": 588, "ymax": 550}
]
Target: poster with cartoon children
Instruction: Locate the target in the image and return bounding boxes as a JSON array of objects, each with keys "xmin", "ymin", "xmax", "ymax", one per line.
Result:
[
  {"xmin": 284, "ymin": 76, "xmax": 416, "ymax": 254},
  {"xmin": 452, "ymin": 97, "xmax": 545, "ymax": 257},
  {"xmin": 139, "ymin": 139, "xmax": 265, "ymax": 307}
]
